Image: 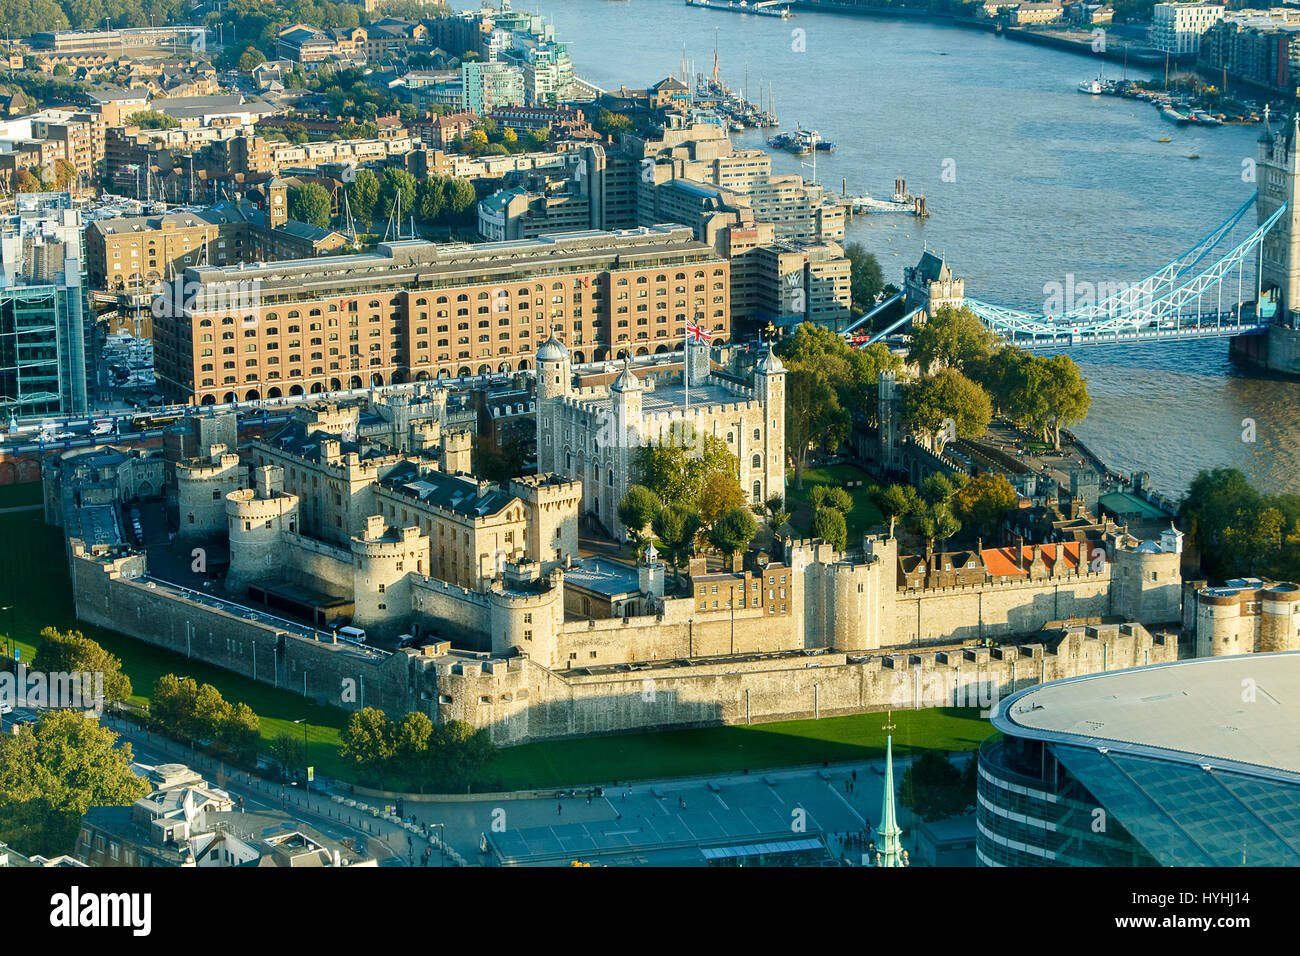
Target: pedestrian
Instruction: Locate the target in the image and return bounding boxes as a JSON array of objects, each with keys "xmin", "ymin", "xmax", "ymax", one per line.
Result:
[
  {"xmin": 558, "ymin": 802, "xmax": 563, "ymax": 816},
  {"xmin": 852, "ymin": 769, "xmax": 857, "ymax": 783}
]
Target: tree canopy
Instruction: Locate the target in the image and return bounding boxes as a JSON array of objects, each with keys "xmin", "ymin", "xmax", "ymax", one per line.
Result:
[
  {"xmin": 899, "ymin": 368, "xmax": 992, "ymax": 454},
  {"xmin": 0, "ymin": 710, "xmax": 149, "ymax": 856},
  {"xmin": 289, "ymin": 182, "xmax": 333, "ymax": 230},
  {"xmin": 32, "ymin": 627, "xmax": 131, "ymax": 704},
  {"xmin": 775, "ymin": 321, "xmax": 902, "ymax": 488}
]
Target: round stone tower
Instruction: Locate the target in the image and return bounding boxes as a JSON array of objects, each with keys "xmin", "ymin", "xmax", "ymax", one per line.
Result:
[
  {"xmin": 1261, "ymin": 583, "xmax": 1300, "ymax": 652},
  {"xmin": 177, "ymin": 444, "xmax": 245, "ymax": 539},
  {"xmin": 350, "ymin": 515, "xmax": 429, "ymax": 639},
  {"xmin": 489, "ymin": 568, "xmax": 564, "ymax": 668},
  {"xmin": 225, "ymin": 465, "xmax": 298, "ymax": 595}
]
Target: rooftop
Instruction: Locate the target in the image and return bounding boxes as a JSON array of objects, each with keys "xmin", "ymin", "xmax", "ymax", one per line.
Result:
[{"xmin": 992, "ymin": 652, "xmax": 1300, "ymax": 780}]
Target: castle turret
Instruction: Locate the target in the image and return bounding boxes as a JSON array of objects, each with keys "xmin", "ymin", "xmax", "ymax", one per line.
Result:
[
  {"xmin": 350, "ymin": 515, "xmax": 429, "ymax": 639},
  {"xmin": 225, "ymin": 464, "xmax": 298, "ymax": 595},
  {"xmin": 176, "ymin": 444, "xmax": 246, "ymax": 540},
  {"xmin": 534, "ymin": 335, "xmax": 571, "ymax": 476}
]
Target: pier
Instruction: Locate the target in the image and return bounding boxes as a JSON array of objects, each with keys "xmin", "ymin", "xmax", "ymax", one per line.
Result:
[
  {"xmin": 685, "ymin": 0, "xmax": 795, "ymax": 18},
  {"xmin": 845, "ymin": 178, "xmax": 929, "ymax": 218}
]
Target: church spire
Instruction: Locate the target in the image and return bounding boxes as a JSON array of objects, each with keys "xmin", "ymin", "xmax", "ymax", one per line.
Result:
[{"xmin": 875, "ymin": 712, "xmax": 908, "ymax": 867}]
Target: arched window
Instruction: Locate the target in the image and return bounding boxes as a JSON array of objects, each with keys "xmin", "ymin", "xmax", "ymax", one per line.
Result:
[
  {"xmin": 753, "ymin": 480, "xmax": 762, "ymax": 501},
  {"xmin": 751, "ymin": 454, "xmax": 762, "ymax": 470},
  {"xmin": 753, "ymin": 428, "xmax": 761, "ymax": 441}
]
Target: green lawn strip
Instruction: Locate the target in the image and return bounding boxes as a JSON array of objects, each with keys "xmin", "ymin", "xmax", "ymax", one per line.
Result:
[
  {"xmin": 0, "ymin": 481, "xmax": 41, "ymax": 509},
  {"xmin": 485, "ymin": 707, "xmax": 989, "ymax": 790}
]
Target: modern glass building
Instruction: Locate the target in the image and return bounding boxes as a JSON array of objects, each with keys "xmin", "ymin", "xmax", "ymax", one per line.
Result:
[
  {"xmin": 0, "ymin": 192, "xmax": 92, "ymax": 420},
  {"xmin": 978, "ymin": 652, "xmax": 1300, "ymax": 866}
]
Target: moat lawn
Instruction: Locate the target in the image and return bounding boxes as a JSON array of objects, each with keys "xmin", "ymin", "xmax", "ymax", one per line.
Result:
[
  {"xmin": 486, "ymin": 707, "xmax": 990, "ymax": 791},
  {"xmin": 0, "ymin": 495, "xmax": 354, "ymax": 781}
]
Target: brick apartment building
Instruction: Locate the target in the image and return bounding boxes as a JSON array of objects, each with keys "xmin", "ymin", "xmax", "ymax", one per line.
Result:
[{"xmin": 152, "ymin": 225, "xmax": 730, "ymax": 405}]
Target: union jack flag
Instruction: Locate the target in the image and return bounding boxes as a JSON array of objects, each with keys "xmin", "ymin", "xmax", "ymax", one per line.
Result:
[{"xmin": 686, "ymin": 320, "xmax": 713, "ymax": 343}]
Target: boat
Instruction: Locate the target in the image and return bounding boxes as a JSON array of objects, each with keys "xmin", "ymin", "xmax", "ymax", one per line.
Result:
[
  {"xmin": 1191, "ymin": 109, "xmax": 1222, "ymax": 126},
  {"xmin": 815, "ymin": 139, "xmax": 835, "ymax": 152},
  {"xmin": 1157, "ymin": 137, "xmax": 1172, "ymax": 143},
  {"xmin": 1188, "ymin": 154, "xmax": 1201, "ymax": 160},
  {"xmin": 1161, "ymin": 105, "xmax": 1191, "ymax": 125},
  {"xmin": 1078, "ymin": 77, "xmax": 1104, "ymax": 95}
]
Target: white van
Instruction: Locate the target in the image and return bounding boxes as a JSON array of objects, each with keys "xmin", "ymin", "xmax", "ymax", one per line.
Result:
[
  {"xmin": 338, "ymin": 625, "xmax": 367, "ymax": 644},
  {"xmin": 90, "ymin": 420, "xmax": 114, "ymax": 436}
]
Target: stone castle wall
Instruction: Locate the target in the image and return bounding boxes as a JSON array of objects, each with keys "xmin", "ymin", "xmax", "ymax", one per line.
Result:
[{"xmin": 434, "ymin": 623, "xmax": 1176, "ymax": 746}]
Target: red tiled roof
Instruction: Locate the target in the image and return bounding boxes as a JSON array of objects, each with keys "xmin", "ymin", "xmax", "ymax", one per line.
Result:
[{"xmin": 980, "ymin": 541, "xmax": 1085, "ymax": 577}]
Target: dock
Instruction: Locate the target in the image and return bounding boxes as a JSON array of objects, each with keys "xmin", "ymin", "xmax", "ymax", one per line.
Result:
[
  {"xmin": 685, "ymin": 0, "xmax": 795, "ymax": 19},
  {"xmin": 845, "ymin": 178, "xmax": 929, "ymax": 218}
]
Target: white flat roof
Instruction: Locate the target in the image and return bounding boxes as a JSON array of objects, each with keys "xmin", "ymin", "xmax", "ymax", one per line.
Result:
[{"xmin": 992, "ymin": 652, "xmax": 1300, "ymax": 777}]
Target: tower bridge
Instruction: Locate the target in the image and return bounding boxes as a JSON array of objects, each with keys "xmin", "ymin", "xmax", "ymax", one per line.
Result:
[{"xmin": 846, "ymin": 110, "xmax": 1300, "ymax": 375}]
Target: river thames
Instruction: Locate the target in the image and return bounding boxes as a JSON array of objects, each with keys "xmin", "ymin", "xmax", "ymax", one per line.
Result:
[{"xmin": 451, "ymin": 0, "xmax": 1300, "ymax": 496}]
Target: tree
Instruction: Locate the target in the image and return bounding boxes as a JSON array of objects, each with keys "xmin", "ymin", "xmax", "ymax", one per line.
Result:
[
  {"xmin": 238, "ymin": 46, "xmax": 266, "ymax": 71},
  {"xmin": 618, "ymin": 485, "xmax": 662, "ymax": 550},
  {"xmin": 592, "ymin": 107, "xmax": 633, "ymax": 138},
  {"xmin": 809, "ymin": 485, "xmax": 828, "ymax": 511},
  {"xmin": 900, "ymin": 368, "xmax": 992, "ymax": 454},
  {"xmin": 843, "ymin": 241, "xmax": 885, "ymax": 312},
  {"xmin": 698, "ymin": 470, "xmax": 747, "ymax": 529},
  {"xmin": 952, "ymin": 472, "xmax": 1020, "ymax": 541},
  {"xmin": 270, "ymin": 732, "xmax": 305, "ymax": 776},
  {"xmin": 813, "ymin": 505, "xmax": 848, "ymax": 551},
  {"xmin": 632, "ymin": 430, "xmax": 738, "ymax": 511},
  {"xmin": 708, "ymin": 505, "xmax": 758, "ymax": 556},
  {"xmin": 1023, "ymin": 353, "xmax": 1091, "ymax": 450},
  {"xmin": 0, "ymin": 710, "xmax": 149, "ymax": 856},
  {"xmin": 430, "ymin": 719, "xmax": 495, "ymax": 793},
  {"xmin": 879, "ymin": 484, "xmax": 917, "ymax": 521},
  {"xmin": 776, "ymin": 322, "xmax": 902, "ymax": 486},
  {"xmin": 347, "ymin": 168, "xmax": 379, "ymax": 230},
  {"xmin": 393, "ymin": 712, "xmax": 434, "ymax": 789},
  {"xmin": 900, "ymin": 750, "xmax": 974, "ymax": 822},
  {"xmin": 906, "ymin": 305, "xmax": 997, "ymax": 376},
  {"xmin": 32, "ymin": 628, "xmax": 131, "ymax": 704},
  {"xmin": 652, "ymin": 502, "xmax": 702, "ymax": 584},
  {"xmin": 220, "ymin": 702, "xmax": 260, "ymax": 763},
  {"xmin": 919, "ymin": 502, "xmax": 961, "ymax": 550},
  {"xmin": 151, "ymin": 674, "xmax": 198, "ymax": 735},
  {"xmin": 127, "ymin": 109, "xmax": 179, "ymax": 130},
  {"xmin": 340, "ymin": 707, "xmax": 395, "ymax": 781},
  {"xmin": 764, "ymin": 493, "xmax": 791, "ymax": 532},
  {"xmin": 824, "ymin": 486, "xmax": 853, "ymax": 515},
  {"xmin": 921, "ymin": 473, "xmax": 957, "ymax": 506},
  {"xmin": 289, "ymin": 182, "xmax": 333, "ymax": 229}
]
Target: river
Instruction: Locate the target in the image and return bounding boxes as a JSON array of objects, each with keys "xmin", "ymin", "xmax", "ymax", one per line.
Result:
[{"xmin": 449, "ymin": 0, "xmax": 1300, "ymax": 496}]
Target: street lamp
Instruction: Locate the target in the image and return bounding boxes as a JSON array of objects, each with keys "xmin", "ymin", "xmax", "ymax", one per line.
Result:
[
  {"xmin": 292, "ymin": 718, "xmax": 309, "ymax": 792},
  {"xmin": 0, "ymin": 604, "xmax": 12, "ymax": 660}
]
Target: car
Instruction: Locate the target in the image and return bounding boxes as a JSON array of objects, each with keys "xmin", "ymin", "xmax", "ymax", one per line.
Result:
[{"xmin": 0, "ymin": 702, "xmax": 12, "ymax": 715}]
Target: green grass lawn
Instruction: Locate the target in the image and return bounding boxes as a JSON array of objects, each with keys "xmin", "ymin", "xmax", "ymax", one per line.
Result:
[
  {"xmin": 0, "ymin": 481, "xmax": 42, "ymax": 509},
  {"xmin": 0, "ymin": 502, "xmax": 354, "ymax": 781},
  {"xmin": 786, "ymin": 464, "xmax": 886, "ymax": 540},
  {"xmin": 486, "ymin": 707, "xmax": 989, "ymax": 790}
]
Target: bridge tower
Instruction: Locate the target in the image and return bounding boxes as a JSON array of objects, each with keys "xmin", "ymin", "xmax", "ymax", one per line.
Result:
[{"xmin": 1254, "ymin": 109, "xmax": 1300, "ymax": 373}]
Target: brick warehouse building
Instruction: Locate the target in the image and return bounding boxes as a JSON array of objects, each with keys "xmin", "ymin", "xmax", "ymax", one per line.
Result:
[{"xmin": 152, "ymin": 225, "xmax": 731, "ymax": 405}]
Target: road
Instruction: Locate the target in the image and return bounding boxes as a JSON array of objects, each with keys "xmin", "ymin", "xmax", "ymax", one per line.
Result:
[{"xmin": 1, "ymin": 705, "xmax": 436, "ymax": 868}]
